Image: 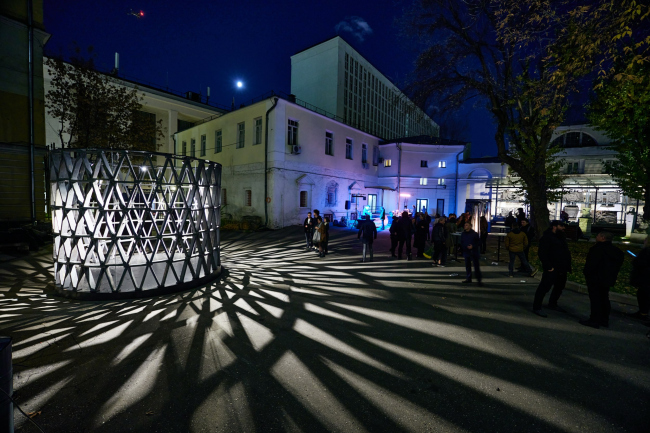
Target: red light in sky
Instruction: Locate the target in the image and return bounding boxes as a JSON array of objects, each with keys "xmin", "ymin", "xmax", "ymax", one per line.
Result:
[{"xmin": 140, "ymin": 11, "xmax": 144, "ymax": 17}]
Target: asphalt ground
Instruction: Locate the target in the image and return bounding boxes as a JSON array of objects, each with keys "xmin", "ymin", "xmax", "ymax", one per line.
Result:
[{"xmin": 1, "ymin": 226, "xmax": 649, "ymax": 433}]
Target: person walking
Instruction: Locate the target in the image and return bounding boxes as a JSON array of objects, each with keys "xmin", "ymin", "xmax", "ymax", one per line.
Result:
[
  {"xmin": 389, "ymin": 215, "xmax": 399, "ymax": 258},
  {"xmin": 445, "ymin": 215, "xmax": 458, "ymax": 257},
  {"xmin": 479, "ymin": 215, "xmax": 488, "ymax": 254},
  {"xmin": 357, "ymin": 214, "xmax": 377, "ymax": 262},
  {"xmin": 580, "ymin": 231, "xmax": 624, "ymax": 328},
  {"xmin": 397, "ymin": 211, "xmax": 413, "ymax": 260},
  {"xmin": 505, "ymin": 222, "xmax": 537, "ymax": 277},
  {"xmin": 414, "ymin": 214, "xmax": 429, "ymax": 258},
  {"xmin": 628, "ymin": 236, "xmax": 650, "ymax": 322},
  {"xmin": 432, "ymin": 216, "xmax": 448, "ymax": 266},
  {"xmin": 460, "ymin": 222, "xmax": 483, "ymax": 285},
  {"xmin": 303, "ymin": 212, "xmax": 314, "ymax": 249},
  {"xmin": 532, "ymin": 220, "xmax": 572, "ymax": 317}
]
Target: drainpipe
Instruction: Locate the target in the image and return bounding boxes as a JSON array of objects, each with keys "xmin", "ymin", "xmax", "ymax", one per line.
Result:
[
  {"xmin": 264, "ymin": 97, "xmax": 279, "ymax": 227},
  {"xmin": 28, "ymin": 0, "xmax": 36, "ymax": 223},
  {"xmin": 454, "ymin": 148, "xmax": 464, "ymax": 215},
  {"xmin": 172, "ymin": 134, "xmax": 177, "ymax": 167},
  {"xmin": 396, "ymin": 143, "xmax": 402, "ymax": 209}
]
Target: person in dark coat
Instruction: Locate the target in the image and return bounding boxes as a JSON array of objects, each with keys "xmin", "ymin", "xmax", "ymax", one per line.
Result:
[
  {"xmin": 628, "ymin": 236, "xmax": 650, "ymax": 321},
  {"xmin": 322, "ymin": 217, "xmax": 330, "ymax": 255},
  {"xmin": 432, "ymin": 216, "xmax": 448, "ymax": 266},
  {"xmin": 515, "ymin": 208, "xmax": 526, "ymax": 224},
  {"xmin": 460, "ymin": 222, "xmax": 483, "ymax": 285},
  {"xmin": 389, "ymin": 215, "xmax": 399, "ymax": 258},
  {"xmin": 424, "ymin": 210, "xmax": 432, "ymax": 240},
  {"xmin": 397, "ymin": 211, "xmax": 413, "ymax": 260},
  {"xmin": 413, "ymin": 214, "xmax": 428, "ymax": 258},
  {"xmin": 532, "ymin": 220, "xmax": 572, "ymax": 317},
  {"xmin": 505, "ymin": 212, "xmax": 516, "ymax": 231},
  {"xmin": 580, "ymin": 231, "xmax": 625, "ymax": 328},
  {"xmin": 357, "ymin": 214, "xmax": 377, "ymax": 262},
  {"xmin": 303, "ymin": 212, "xmax": 315, "ymax": 249}
]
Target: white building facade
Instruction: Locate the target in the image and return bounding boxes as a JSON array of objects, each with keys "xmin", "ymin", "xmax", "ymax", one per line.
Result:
[
  {"xmin": 175, "ymin": 95, "xmax": 468, "ymax": 228},
  {"xmin": 291, "ymin": 37, "xmax": 440, "ymax": 141}
]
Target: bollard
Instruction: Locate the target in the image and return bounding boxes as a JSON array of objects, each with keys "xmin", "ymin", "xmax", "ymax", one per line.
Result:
[{"xmin": 0, "ymin": 336, "xmax": 12, "ymax": 433}]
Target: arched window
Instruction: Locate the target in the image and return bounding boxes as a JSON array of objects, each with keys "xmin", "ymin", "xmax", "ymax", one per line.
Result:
[
  {"xmin": 326, "ymin": 181, "xmax": 338, "ymax": 206},
  {"xmin": 551, "ymin": 131, "xmax": 598, "ymax": 148}
]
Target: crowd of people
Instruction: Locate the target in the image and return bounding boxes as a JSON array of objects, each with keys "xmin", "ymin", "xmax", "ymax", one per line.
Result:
[{"xmin": 301, "ymin": 208, "xmax": 650, "ymax": 330}]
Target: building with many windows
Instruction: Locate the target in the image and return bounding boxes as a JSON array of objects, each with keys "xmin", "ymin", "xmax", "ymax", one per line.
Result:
[
  {"xmin": 175, "ymin": 93, "xmax": 467, "ymax": 228},
  {"xmin": 291, "ymin": 36, "xmax": 439, "ymax": 141}
]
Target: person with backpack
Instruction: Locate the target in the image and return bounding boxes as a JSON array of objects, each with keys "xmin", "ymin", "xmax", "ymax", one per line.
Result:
[{"xmin": 357, "ymin": 214, "xmax": 377, "ymax": 262}]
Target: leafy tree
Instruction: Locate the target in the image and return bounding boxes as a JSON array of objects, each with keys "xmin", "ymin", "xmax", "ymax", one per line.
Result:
[
  {"xmin": 402, "ymin": 0, "xmax": 585, "ymax": 236},
  {"xmin": 46, "ymin": 47, "xmax": 164, "ymax": 152},
  {"xmin": 588, "ymin": 63, "xmax": 650, "ymax": 221}
]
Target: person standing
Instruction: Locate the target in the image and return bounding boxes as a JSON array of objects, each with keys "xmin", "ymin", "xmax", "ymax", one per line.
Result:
[
  {"xmin": 580, "ymin": 231, "xmax": 624, "ymax": 328},
  {"xmin": 460, "ymin": 222, "xmax": 483, "ymax": 285},
  {"xmin": 397, "ymin": 211, "xmax": 413, "ymax": 260},
  {"xmin": 303, "ymin": 212, "xmax": 314, "ymax": 249},
  {"xmin": 432, "ymin": 216, "xmax": 448, "ymax": 266},
  {"xmin": 425, "ymin": 210, "xmax": 432, "ymax": 240},
  {"xmin": 314, "ymin": 216, "xmax": 328, "ymax": 258},
  {"xmin": 389, "ymin": 215, "xmax": 399, "ymax": 258},
  {"xmin": 532, "ymin": 221, "xmax": 572, "ymax": 317},
  {"xmin": 479, "ymin": 215, "xmax": 488, "ymax": 254},
  {"xmin": 505, "ymin": 222, "xmax": 537, "ymax": 277},
  {"xmin": 505, "ymin": 211, "xmax": 516, "ymax": 231},
  {"xmin": 445, "ymin": 215, "xmax": 458, "ymax": 257},
  {"xmin": 321, "ymin": 217, "xmax": 330, "ymax": 256},
  {"xmin": 519, "ymin": 218, "xmax": 535, "ymax": 268},
  {"xmin": 357, "ymin": 214, "xmax": 377, "ymax": 262},
  {"xmin": 414, "ymin": 214, "xmax": 429, "ymax": 258},
  {"xmin": 628, "ymin": 236, "xmax": 650, "ymax": 321},
  {"xmin": 311, "ymin": 209, "xmax": 321, "ymax": 250},
  {"xmin": 380, "ymin": 208, "xmax": 386, "ymax": 230}
]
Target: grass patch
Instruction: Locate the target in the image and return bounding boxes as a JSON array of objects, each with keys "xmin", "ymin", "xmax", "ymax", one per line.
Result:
[{"xmin": 529, "ymin": 241, "xmax": 643, "ymax": 296}]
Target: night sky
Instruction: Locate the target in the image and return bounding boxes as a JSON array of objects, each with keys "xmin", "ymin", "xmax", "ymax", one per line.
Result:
[{"xmin": 43, "ymin": 0, "xmax": 496, "ymax": 157}]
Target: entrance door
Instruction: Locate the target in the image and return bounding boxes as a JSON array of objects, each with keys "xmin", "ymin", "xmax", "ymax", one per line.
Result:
[
  {"xmin": 368, "ymin": 194, "xmax": 377, "ymax": 212},
  {"xmin": 416, "ymin": 199, "xmax": 429, "ymax": 214},
  {"xmin": 437, "ymin": 199, "xmax": 445, "ymax": 216}
]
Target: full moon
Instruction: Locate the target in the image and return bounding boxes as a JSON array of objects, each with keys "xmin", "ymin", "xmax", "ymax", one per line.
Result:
[{"xmin": 236, "ymin": 81, "xmax": 243, "ymax": 88}]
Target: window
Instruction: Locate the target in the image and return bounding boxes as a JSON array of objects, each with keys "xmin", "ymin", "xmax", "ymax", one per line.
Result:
[
  {"xmin": 345, "ymin": 138, "xmax": 353, "ymax": 160},
  {"xmin": 438, "ymin": 161, "xmax": 446, "ymax": 168},
  {"xmin": 254, "ymin": 117, "xmax": 262, "ymax": 145},
  {"xmin": 384, "ymin": 159, "xmax": 392, "ymax": 167},
  {"xmin": 245, "ymin": 190, "xmax": 252, "ymax": 206},
  {"xmin": 190, "ymin": 138, "xmax": 196, "ymax": 157},
  {"xmin": 325, "ymin": 131, "xmax": 334, "ymax": 156},
  {"xmin": 237, "ymin": 122, "xmax": 245, "ymax": 148},
  {"xmin": 362, "ymin": 143, "xmax": 368, "ymax": 163},
  {"xmin": 200, "ymin": 134, "xmax": 206, "ymax": 156},
  {"xmin": 567, "ymin": 162, "xmax": 579, "ymax": 174},
  {"xmin": 372, "ymin": 146, "xmax": 379, "ymax": 166},
  {"xmin": 288, "ymin": 119, "xmax": 298, "ymax": 146},
  {"xmin": 181, "ymin": 141, "xmax": 187, "ymax": 156},
  {"xmin": 420, "ymin": 160, "xmax": 428, "ymax": 168},
  {"xmin": 222, "ymin": 188, "xmax": 227, "ymax": 205},
  {"xmin": 215, "ymin": 130, "xmax": 222, "ymax": 153},
  {"xmin": 300, "ymin": 191, "xmax": 308, "ymax": 208},
  {"xmin": 326, "ymin": 181, "xmax": 338, "ymax": 205},
  {"xmin": 438, "ymin": 178, "xmax": 445, "ymax": 185},
  {"xmin": 420, "ymin": 178, "xmax": 428, "ymax": 185}
]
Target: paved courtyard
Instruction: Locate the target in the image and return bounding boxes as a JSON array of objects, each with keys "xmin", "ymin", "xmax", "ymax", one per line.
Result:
[{"xmin": 1, "ymin": 226, "xmax": 649, "ymax": 432}]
